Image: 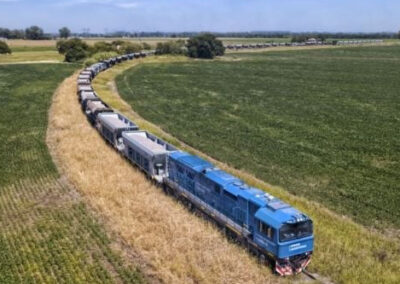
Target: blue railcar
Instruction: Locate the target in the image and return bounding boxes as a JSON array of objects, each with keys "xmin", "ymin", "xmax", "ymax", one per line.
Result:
[{"xmin": 165, "ymin": 151, "xmax": 313, "ymax": 276}]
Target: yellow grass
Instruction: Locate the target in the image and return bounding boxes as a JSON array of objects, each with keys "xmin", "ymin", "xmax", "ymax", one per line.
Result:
[
  {"xmin": 0, "ymin": 51, "xmax": 63, "ymax": 63},
  {"xmin": 6, "ymin": 38, "xmax": 188, "ymax": 49},
  {"xmin": 47, "ymin": 72, "xmax": 282, "ymax": 283},
  {"xmin": 91, "ymin": 55, "xmax": 400, "ymax": 284}
]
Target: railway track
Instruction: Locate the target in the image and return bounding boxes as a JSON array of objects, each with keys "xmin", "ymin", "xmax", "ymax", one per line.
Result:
[{"xmin": 302, "ymin": 269, "xmax": 335, "ymax": 283}]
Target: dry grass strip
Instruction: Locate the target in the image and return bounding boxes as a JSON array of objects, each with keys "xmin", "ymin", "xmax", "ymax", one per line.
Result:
[{"xmin": 47, "ymin": 72, "xmax": 277, "ymax": 283}]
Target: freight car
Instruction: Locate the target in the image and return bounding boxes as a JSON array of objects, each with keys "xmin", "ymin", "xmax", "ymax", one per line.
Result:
[
  {"xmin": 97, "ymin": 112, "xmax": 139, "ymax": 151},
  {"xmin": 77, "ymin": 49, "xmax": 314, "ymax": 276},
  {"xmin": 122, "ymin": 130, "xmax": 177, "ymax": 183},
  {"xmin": 77, "ymin": 85, "xmax": 93, "ymax": 96},
  {"xmin": 85, "ymin": 100, "xmax": 113, "ymax": 125},
  {"xmin": 79, "ymin": 91, "xmax": 98, "ymax": 109}
]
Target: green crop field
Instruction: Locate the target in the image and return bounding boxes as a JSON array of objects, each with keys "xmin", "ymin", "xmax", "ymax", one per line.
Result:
[
  {"xmin": 116, "ymin": 45, "xmax": 400, "ymax": 230},
  {"xmin": 0, "ymin": 64, "xmax": 144, "ymax": 283}
]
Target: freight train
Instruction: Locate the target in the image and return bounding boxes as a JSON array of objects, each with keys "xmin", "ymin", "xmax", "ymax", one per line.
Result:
[{"xmin": 77, "ymin": 50, "xmax": 314, "ymax": 276}]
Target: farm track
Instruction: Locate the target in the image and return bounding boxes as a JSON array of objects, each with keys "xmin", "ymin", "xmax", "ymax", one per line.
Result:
[
  {"xmin": 93, "ymin": 56, "xmax": 400, "ymax": 284},
  {"xmin": 47, "ymin": 72, "xmax": 280, "ymax": 283}
]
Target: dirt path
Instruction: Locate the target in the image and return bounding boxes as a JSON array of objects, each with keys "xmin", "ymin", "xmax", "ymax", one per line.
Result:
[{"xmin": 47, "ymin": 73, "xmax": 277, "ymax": 283}]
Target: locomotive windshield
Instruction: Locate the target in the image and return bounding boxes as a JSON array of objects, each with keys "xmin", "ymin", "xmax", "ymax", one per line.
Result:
[{"xmin": 279, "ymin": 220, "xmax": 313, "ymax": 242}]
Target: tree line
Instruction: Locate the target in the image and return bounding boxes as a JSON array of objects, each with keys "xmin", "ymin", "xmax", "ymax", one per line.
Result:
[
  {"xmin": 0, "ymin": 26, "xmax": 71, "ymax": 40},
  {"xmin": 55, "ymin": 33, "xmax": 225, "ymax": 62},
  {"xmin": 1, "ymin": 26, "xmax": 399, "ymax": 40}
]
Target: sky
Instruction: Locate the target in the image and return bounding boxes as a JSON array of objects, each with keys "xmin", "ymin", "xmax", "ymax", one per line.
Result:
[{"xmin": 0, "ymin": 0, "xmax": 399, "ymax": 33}]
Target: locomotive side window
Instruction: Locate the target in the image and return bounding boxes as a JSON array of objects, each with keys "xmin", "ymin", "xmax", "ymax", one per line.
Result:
[
  {"xmin": 259, "ymin": 221, "xmax": 274, "ymax": 239},
  {"xmin": 177, "ymin": 165, "xmax": 184, "ymax": 174},
  {"xmin": 144, "ymin": 159, "xmax": 149, "ymax": 171},
  {"xmin": 214, "ymin": 184, "xmax": 221, "ymax": 194},
  {"xmin": 128, "ymin": 147, "xmax": 133, "ymax": 158},
  {"xmin": 187, "ymin": 171, "xmax": 195, "ymax": 180}
]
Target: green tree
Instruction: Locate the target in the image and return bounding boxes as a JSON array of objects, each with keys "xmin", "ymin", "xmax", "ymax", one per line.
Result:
[
  {"xmin": 0, "ymin": 41, "xmax": 12, "ymax": 54},
  {"xmin": 56, "ymin": 38, "xmax": 89, "ymax": 62},
  {"xmin": 56, "ymin": 38, "xmax": 89, "ymax": 54},
  {"xmin": 142, "ymin": 42, "xmax": 151, "ymax": 50},
  {"xmin": 291, "ymin": 35, "xmax": 308, "ymax": 43},
  {"xmin": 398, "ymin": 30, "xmax": 400, "ymax": 39},
  {"xmin": 59, "ymin": 27, "xmax": 71, "ymax": 39},
  {"xmin": 65, "ymin": 47, "xmax": 86, "ymax": 62},
  {"xmin": 25, "ymin": 26, "xmax": 44, "ymax": 40},
  {"xmin": 186, "ymin": 33, "xmax": 225, "ymax": 59},
  {"xmin": 90, "ymin": 41, "xmax": 115, "ymax": 54},
  {"xmin": 118, "ymin": 42, "xmax": 142, "ymax": 54}
]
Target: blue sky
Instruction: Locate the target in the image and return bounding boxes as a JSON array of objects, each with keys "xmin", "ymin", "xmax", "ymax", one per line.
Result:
[{"xmin": 0, "ymin": 0, "xmax": 398, "ymax": 33}]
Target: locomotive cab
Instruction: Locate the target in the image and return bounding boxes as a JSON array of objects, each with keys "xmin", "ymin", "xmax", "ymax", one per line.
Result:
[{"xmin": 254, "ymin": 205, "xmax": 313, "ymax": 276}]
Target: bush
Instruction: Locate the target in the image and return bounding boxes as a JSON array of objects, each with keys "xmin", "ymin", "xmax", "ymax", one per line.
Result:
[
  {"xmin": 65, "ymin": 47, "xmax": 87, "ymax": 62},
  {"xmin": 90, "ymin": 41, "xmax": 115, "ymax": 54},
  {"xmin": 142, "ymin": 42, "xmax": 151, "ymax": 50},
  {"xmin": 92, "ymin": 51, "xmax": 119, "ymax": 61},
  {"xmin": 84, "ymin": 58, "xmax": 97, "ymax": 67},
  {"xmin": 0, "ymin": 41, "xmax": 12, "ymax": 54},
  {"xmin": 119, "ymin": 42, "xmax": 142, "ymax": 54},
  {"xmin": 57, "ymin": 38, "xmax": 89, "ymax": 54},
  {"xmin": 291, "ymin": 35, "xmax": 310, "ymax": 43},
  {"xmin": 155, "ymin": 40, "xmax": 186, "ymax": 55},
  {"xmin": 84, "ymin": 51, "xmax": 119, "ymax": 67},
  {"xmin": 186, "ymin": 33, "xmax": 224, "ymax": 59},
  {"xmin": 56, "ymin": 38, "xmax": 89, "ymax": 62}
]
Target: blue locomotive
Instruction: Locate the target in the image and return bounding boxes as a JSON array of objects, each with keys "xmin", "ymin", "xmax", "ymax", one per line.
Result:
[
  {"xmin": 77, "ymin": 49, "xmax": 314, "ymax": 276},
  {"xmin": 165, "ymin": 151, "xmax": 313, "ymax": 276}
]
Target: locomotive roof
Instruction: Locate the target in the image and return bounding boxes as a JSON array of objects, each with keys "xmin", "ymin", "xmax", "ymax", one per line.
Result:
[
  {"xmin": 169, "ymin": 151, "xmax": 213, "ymax": 172},
  {"xmin": 169, "ymin": 151, "xmax": 310, "ymax": 229}
]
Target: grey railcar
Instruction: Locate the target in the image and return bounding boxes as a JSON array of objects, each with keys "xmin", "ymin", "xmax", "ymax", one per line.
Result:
[
  {"xmin": 79, "ymin": 91, "xmax": 99, "ymax": 109},
  {"xmin": 97, "ymin": 113, "xmax": 139, "ymax": 151},
  {"xmin": 77, "ymin": 85, "xmax": 93, "ymax": 96},
  {"xmin": 78, "ymin": 74, "xmax": 91, "ymax": 81},
  {"xmin": 80, "ymin": 70, "xmax": 93, "ymax": 79},
  {"xmin": 85, "ymin": 100, "xmax": 113, "ymax": 125},
  {"xmin": 77, "ymin": 78, "xmax": 91, "ymax": 86},
  {"xmin": 122, "ymin": 131, "xmax": 177, "ymax": 183}
]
